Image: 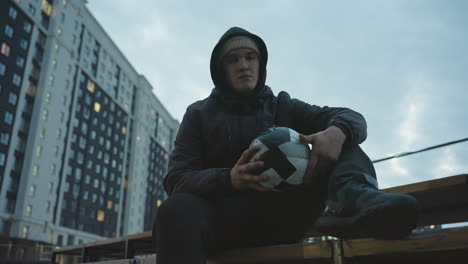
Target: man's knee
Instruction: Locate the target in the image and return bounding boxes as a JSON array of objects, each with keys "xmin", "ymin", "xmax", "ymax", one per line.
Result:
[
  {"xmin": 153, "ymin": 193, "xmax": 212, "ymax": 251},
  {"xmin": 156, "ymin": 193, "xmax": 204, "ymax": 225}
]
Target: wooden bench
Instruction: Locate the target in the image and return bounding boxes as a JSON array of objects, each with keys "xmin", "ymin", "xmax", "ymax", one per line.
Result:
[{"xmin": 52, "ymin": 173, "xmax": 468, "ymax": 263}]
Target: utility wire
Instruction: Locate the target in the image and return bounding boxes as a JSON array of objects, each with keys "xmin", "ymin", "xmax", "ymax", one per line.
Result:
[{"xmin": 372, "ymin": 137, "xmax": 468, "ymax": 163}]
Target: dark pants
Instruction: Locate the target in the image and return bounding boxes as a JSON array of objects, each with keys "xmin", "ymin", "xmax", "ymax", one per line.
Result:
[{"xmin": 153, "ymin": 145, "xmax": 375, "ymax": 264}]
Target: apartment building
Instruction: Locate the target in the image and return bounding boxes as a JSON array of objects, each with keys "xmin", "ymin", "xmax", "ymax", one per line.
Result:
[{"xmin": 0, "ymin": 0, "xmax": 179, "ymax": 247}]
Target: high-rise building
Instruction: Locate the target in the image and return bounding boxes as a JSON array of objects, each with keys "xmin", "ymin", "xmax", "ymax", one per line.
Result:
[{"xmin": 0, "ymin": 0, "xmax": 179, "ymax": 247}]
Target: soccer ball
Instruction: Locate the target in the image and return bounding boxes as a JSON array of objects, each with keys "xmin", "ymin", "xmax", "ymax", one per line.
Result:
[{"xmin": 249, "ymin": 127, "xmax": 311, "ymax": 191}]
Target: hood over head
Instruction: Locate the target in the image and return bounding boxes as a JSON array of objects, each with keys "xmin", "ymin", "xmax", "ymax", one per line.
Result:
[{"xmin": 210, "ymin": 27, "xmax": 268, "ymax": 95}]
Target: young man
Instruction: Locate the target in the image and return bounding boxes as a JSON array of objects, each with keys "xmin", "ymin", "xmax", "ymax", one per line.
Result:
[{"xmin": 153, "ymin": 27, "xmax": 419, "ymax": 263}]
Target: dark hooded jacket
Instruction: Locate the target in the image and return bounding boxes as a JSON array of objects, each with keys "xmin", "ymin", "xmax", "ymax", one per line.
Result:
[{"xmin": 164, "ymin": 27, "xmax": 367, "ymax": 198}]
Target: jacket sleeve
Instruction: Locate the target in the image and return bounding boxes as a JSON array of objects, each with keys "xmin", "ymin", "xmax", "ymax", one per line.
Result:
[
  {"xmin": 281, "ymin": 92, "xmax": 367, "ymax": 145},
  {"xmin": 163, "ymin": 107, "xmax": 234, "ymax": 197}
]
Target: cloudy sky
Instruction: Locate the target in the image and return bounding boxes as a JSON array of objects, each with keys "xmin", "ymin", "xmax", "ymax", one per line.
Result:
[{"xmin": 87, "ymin": 0, "xmax": 468, "ymax": 189}]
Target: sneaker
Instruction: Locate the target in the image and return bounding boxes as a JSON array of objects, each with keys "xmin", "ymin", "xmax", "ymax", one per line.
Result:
[{"xmin": 314, "ymin": 181, "xmax": 420, "ymax": 240}]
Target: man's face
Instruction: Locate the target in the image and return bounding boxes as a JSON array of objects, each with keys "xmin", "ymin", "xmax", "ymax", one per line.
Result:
[{"xmin": 222, "ymin": 48, "xmax": 260, "ymax": 94}]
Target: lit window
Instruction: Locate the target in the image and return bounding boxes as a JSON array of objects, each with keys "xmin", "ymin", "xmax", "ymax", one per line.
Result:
[
  {"xmin": 42, "ymin": 0, "xmax": 53, "ymax": 16},
  {"xmin": 12, "ymin": 74, "xmax": 21, "ymax": 86},
  {"xmin": 1, "ymin": 43, "xmax": 11, "ymax": 56},
  {"xmin": 39, "ymin": 128, "xmax": 45, "ymax": 138},
  {"xmin": 94, "ymin": 102, "xmax": 101, "ymax": 112},
  {"xmin": 9, "ymin": 7, "xmax": 18, "ymax": 19},
  {"xmin": 45, "ymin": 92, "xmax": 52, "ymax": 103},
  {"xmin": 4, "ymin": 25, "xmax": 14, "ymax": 38},
  {"xmin": 97, "ymin": 210, "xmax": 105, "ymax": 222},
  {"xmin": 107, "ymin": 200, "xmax": 113, "ymax": 209},
  {"xmin": 33, "ymin": 164, "xmax": 39, "ymax": 176},
  {"xmin": 22, "ymin": 226, "xmax": 29, "ymax": 238},
  {"xmin": 42, "ymin": 109, "xmax": 48, "ymax": 120},
  {"xmin": 26, "ymin": 205, "xmax": 32, "ymax": 216},
  {"xmin": 30, "ymin": 185, "xmax": 36, "ymax": 196},
  {"xmin": 36, "ymin": 145, "xmax": 42, "ymax": 157},
  {"xmin": 57, "ymin": 27, "xmax": 62, "ymax": 35},
  {"xmin": 157, "ymin": 200, "xmax": 162, "ymax": 207},
  {"xmin": 54, "ymin": 42, "xmax": 60, "ymax": 50},
  {"xmin": 48, "ymin": 75, "xmax": 55, "ymax": 86},
  {"xmin": 52, "ymin": 59, "xmax": 57, "ymax": 67},
  {"xmin": 87, "ymin": 80, "xmax": 95, "ymax": 93}
]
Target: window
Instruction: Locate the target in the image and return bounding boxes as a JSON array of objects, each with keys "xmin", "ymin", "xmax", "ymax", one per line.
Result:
[
  {"xmin": 48, "ymin": 182, "xmax": 54, "ymax": 192},
  {"xmin": 22, "ymin": 226, "xmax": 29, "ymax": 239},
  {"xmin": 1, "ymin": 43, "xmax": 10, "ymax": 56},
  {"xmin": 8, "ymin": 93, "xmax": 18, "ymax": 105},
  {"xmin": 4, "ymin": 25, "xmax": 13, "ymax": 38},
  {"xmin": 13, "ymin": 74, "xmax": 21, "ymax": 86},
  {"xmin": 20, "ymin": 39, "xmax": 28, "ymax": 50},
  {"xmin": 46, "ymin": 201, "xmax": 51, "ymax": 213},
  {"xmin": 28, "ymin": 4, "xmax": 36, "ymax": 16},
  {"xmin": 48, "ymin": 75, "xmax": 55, "ymax": 86},
  {"xmin": 94, "ymin": 102, "xmax": 101, "ymax": 112},
  {"xmin": 4, "ymin": 112, "xmax": 13, "ymax": 125},
  {"xmin": 9, "ymin": 7, "xmax": 18, "ymax": 19},
  {"xmin": 57, "ymin": 27, "xmax": 62, "ymax": 35},
  {"xmin": 39, "ymin": 128, "xmax": 45, "ymax": 138},
  {"xmin": 16, "ymin": 57, "xmax": 25, "ymax": 68},
  {"xmin": 24, "ymin": 21, "xmax": 32, "ymax": 33},
  {"xmin": 97, "ymin": 210, "xmax": 105, "ymax": 222},
  {"xmin": 42, "ymin": 109, "xmax": 48, "ymax": 120},
  {"xmin": 36, "ymin": 145, "xmax": 42, "ymax": 157},
  {"xmin": 26, "ymin": 205, "xmax": 32, "ymax": 216},
  {"xmin": 0, "ymin": 133, "xmax": 10, "ymax": 145},
  {"xmin": 30, "ymin": 185, "xmax": 36, "ymax": 197},
  {"xmin": 54, "ymin": 146, "xmax": 59, "ymax": 157},
  {"xmin": 45, "ymin": 92, "xmax": 52, "ymax": 103},
  {"xmin": 33, "ymin": 164, "xmax": 39, "ymax": 176},
  {"xmin": 87, "ymin": 80, "xmax": 95, "ymax": 93},
  {"xmin": 0, "ymin": 152, "xmax": 5, "ymax": 166},
  {"xmin": 0, "ymin": 62, "xmax": 6, "ymax": 76}
]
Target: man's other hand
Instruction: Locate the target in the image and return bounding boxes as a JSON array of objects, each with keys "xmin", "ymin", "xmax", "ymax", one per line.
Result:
[
  {"xmin": 230, "ymin": 146, "xmax": 272, "ymax": 192},
  {"xmin": 299, "ymin": 126, "xmax": 346, "ymax": 184}
]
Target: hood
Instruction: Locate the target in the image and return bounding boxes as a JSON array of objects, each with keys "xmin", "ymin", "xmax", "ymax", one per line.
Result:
[{"xmin": 210, "ymin": 27, "xmax": 268, "ymax": 94}]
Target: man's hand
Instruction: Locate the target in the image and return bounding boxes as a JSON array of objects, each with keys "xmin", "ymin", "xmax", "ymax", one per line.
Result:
[
  {"xmin": 299, "ymin": 126, "xmax": 346, "ymax": 184},
  {"xmin": 230, "ymin": 146, "xmax": 272, "ymax": 192}
]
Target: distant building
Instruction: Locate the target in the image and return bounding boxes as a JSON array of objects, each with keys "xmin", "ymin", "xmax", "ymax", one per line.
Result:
[{"xmin": 0, "ymin": 0, "xmax": 179, "ymax": 247}]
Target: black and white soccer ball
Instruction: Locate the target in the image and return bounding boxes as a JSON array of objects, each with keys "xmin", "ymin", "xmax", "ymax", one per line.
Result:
[{"xmin": 249, "ymin": 127, "xmax": 311, "ymax": 191}]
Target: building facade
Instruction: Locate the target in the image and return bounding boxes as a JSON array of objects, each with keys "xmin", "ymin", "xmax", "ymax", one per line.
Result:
[{"xmin": 0, "ymin": 0, "xmax": 178, "ymax": 247}]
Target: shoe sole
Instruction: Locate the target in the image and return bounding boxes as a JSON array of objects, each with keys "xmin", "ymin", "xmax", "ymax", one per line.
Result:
[{"xmin": 314, "ymin": 198, "xmax": 420, "ymax": 240}]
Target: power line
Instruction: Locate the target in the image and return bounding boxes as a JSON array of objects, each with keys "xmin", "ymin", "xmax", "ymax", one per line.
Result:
[{"xmin": 372, "ymin": 137, "xmax": 468, "ymax": 163}]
